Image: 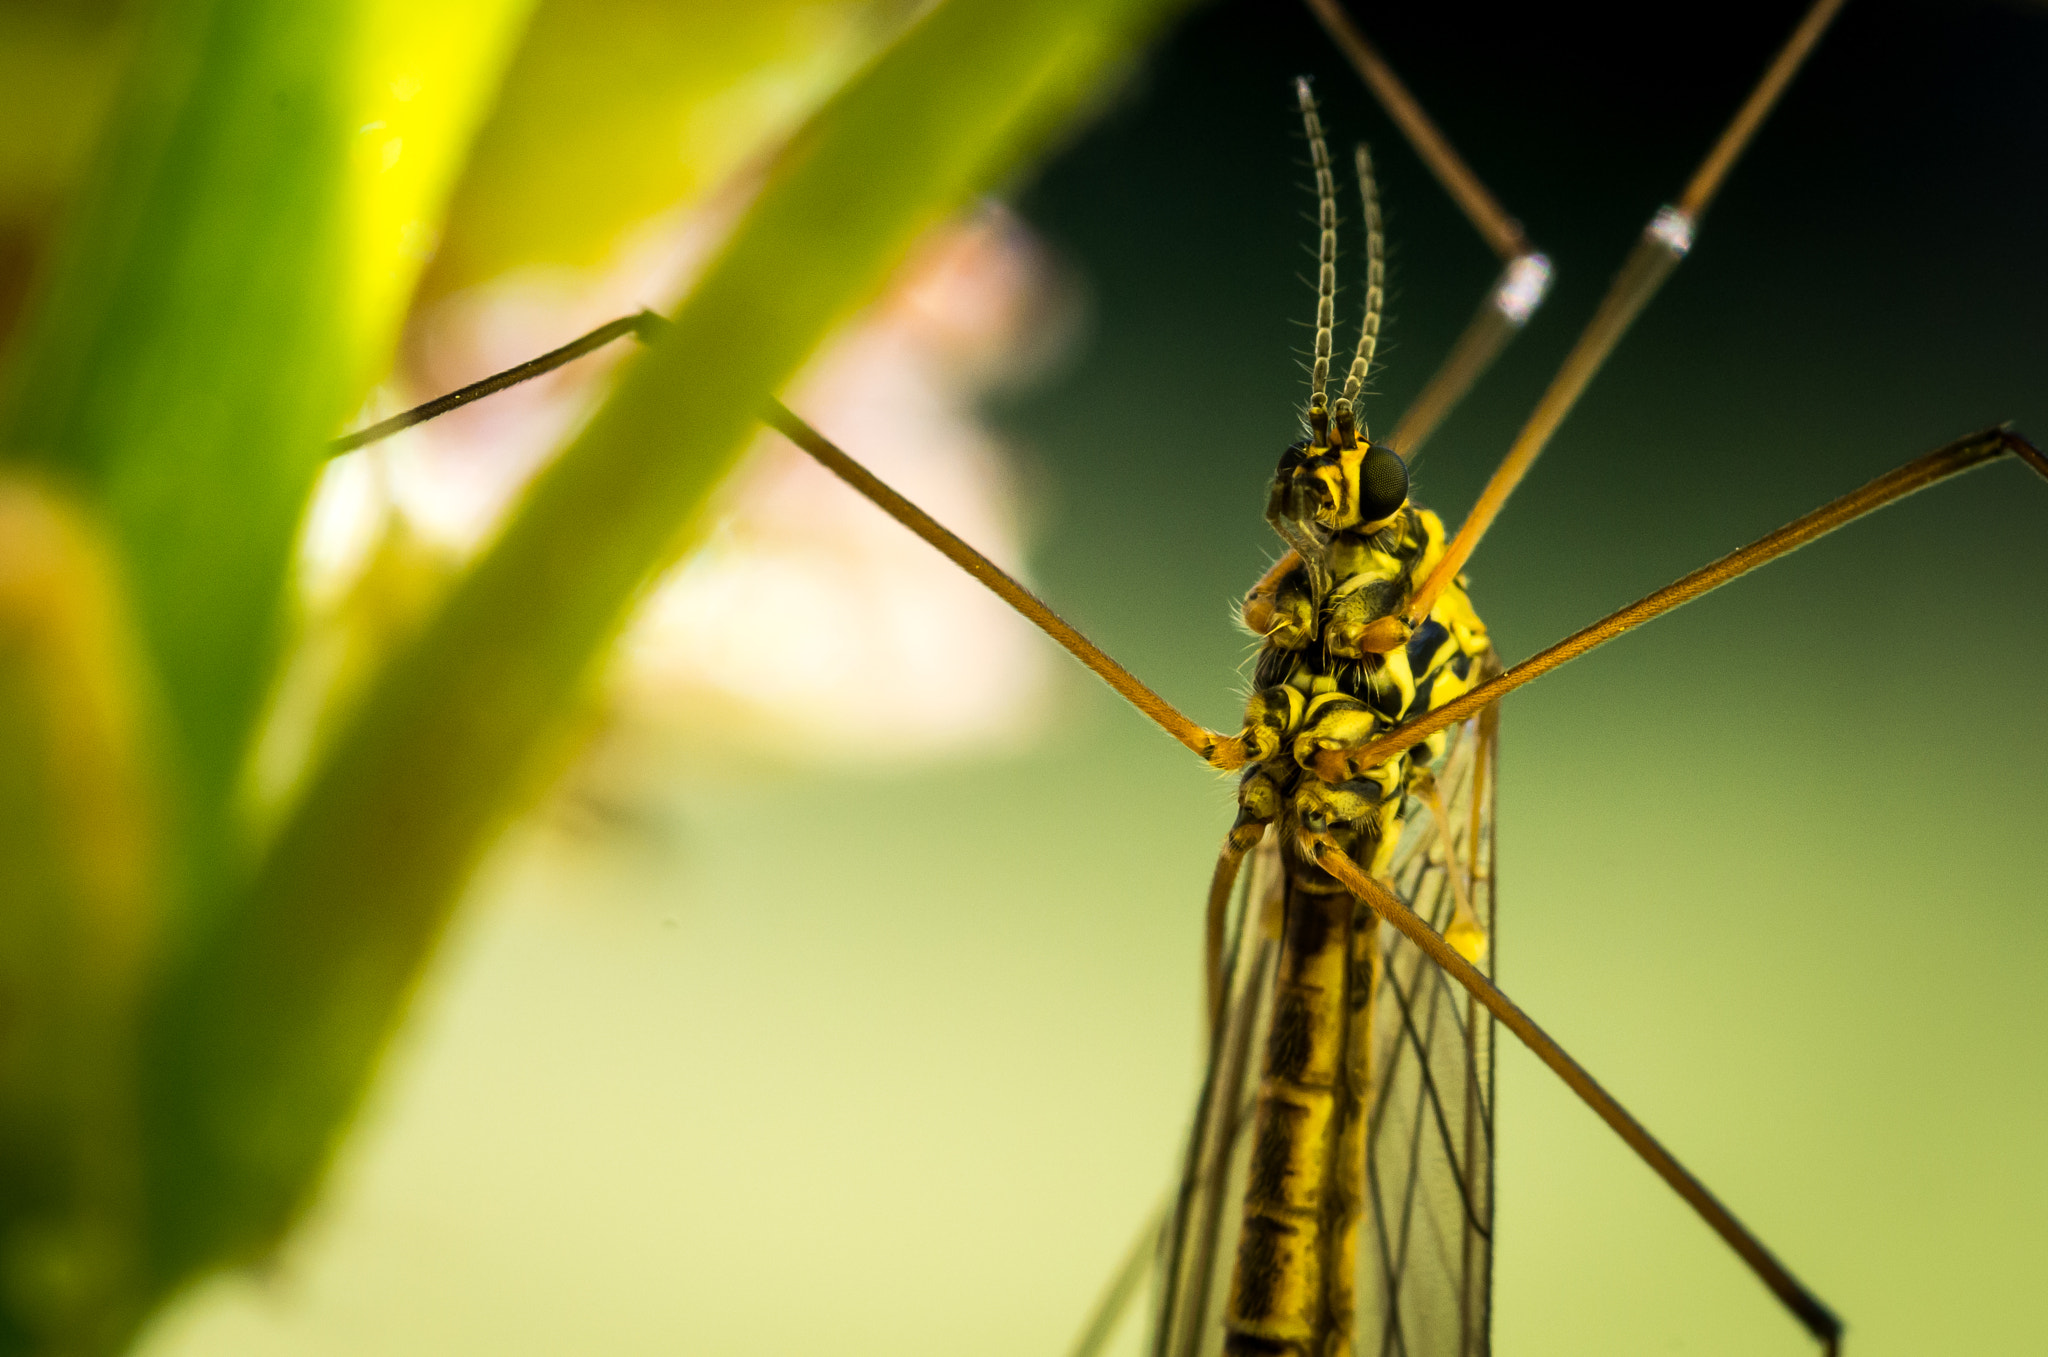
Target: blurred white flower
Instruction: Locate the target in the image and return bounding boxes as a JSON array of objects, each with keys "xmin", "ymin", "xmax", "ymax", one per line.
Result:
[
  {"xmin": 617, "ymin": 207, "xmax": 1062, "ymax": 760},
  {"xmin": 300, "ymin": 200, "xmax": 1067, "ymax": 777}
]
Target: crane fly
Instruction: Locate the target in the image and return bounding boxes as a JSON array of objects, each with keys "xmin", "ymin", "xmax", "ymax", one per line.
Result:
[{"xmin": 327, "ymin": 0, "xmax": 2048, "ymax": 1351}]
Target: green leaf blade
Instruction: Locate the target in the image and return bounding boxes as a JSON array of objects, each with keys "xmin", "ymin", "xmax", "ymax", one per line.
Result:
[
  {"xmin": 0, "ymin": 477, "xmax": 162, "ymax": 1356},
  {"xmin": 0, "ymin": 0, "xmax": 356, "ymax": 917},
  {"xmin": 140, "ymin": 0, "xmax": 1187, "ymax": 1296}
]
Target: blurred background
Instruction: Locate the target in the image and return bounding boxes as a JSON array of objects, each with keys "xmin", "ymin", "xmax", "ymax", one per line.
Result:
[{"xmin": 9, "ymin": 0, "xmax": 2048, "ymax": 1353}]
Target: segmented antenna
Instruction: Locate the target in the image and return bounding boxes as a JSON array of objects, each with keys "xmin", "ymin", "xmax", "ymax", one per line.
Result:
[
  {"xmin": 1341, "ymin": 143, "xmax": 1384, "ymax": 435},
  {"xmin": 1296, "ymin": 78, "xmax": 1337, "ymax": 424}
]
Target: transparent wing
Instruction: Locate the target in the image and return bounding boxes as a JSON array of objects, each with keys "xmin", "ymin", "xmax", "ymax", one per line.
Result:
[
  {"xmin": 1149, "ymin": 711, "xmax": 1499, "ymax": 1357},
  {"xmin": 1361, "ymin": 709, "xmax": 1499, "ymax": 1357},
  {"xmin": 1151, "ymin": 825, "xmax": 1282, "ymax": 1357}
]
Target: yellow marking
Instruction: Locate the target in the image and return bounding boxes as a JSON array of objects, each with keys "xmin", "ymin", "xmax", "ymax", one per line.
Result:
[
  {"xmin": 1433, "ymin": 576, "xmax": 1490, "ymax": 655},
  {"xmin": 1325, "ymin": 536, "xmax": 1407, "ymax": 590},
  {"xmin": 1337, "ymin": 443, "xmax": 1365, "ymax": 526},
  {"xmin": 1294, "ymin": 705, "xmax": 1380, "ymax": 773},
  {"xmin": 1312, "ymin": 465, "xmax": 1347, "ymax": 526},
  {"xmin": 1277, "ymin": 684, "xmax": 1307, "ymax": 736},
  {"xmin": 1254, "ymin": 1089, "xmax": 1340, "ymax": 1213},
  {"xmin": 1421, "ymin": 778, "xmax": 1488, "ymax": 963},
  {"xmin": 1410, "ymin": 506, "xmax": 1450, "ymax": 586},
  {"xmin": 1227, "ymin": 877, "xmax": 1356, "ymax": 1351},
  {"xmin": 1324, "ymin": 915, "xmax": 1379, "ymax": 1357},
  {"xmin": 1301, "ymin": 690, "xmax": 1363, "ymax": 722}
]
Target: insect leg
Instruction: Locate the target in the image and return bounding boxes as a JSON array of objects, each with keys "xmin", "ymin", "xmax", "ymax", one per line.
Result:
[
  {"xmin": 1206, "ymin": 824, "xmax": 1267, "ymax": 1037},
  {"xmin": 327, "ymin": 311, "xmax": 658, "ymax": 456},
  {"xmin": 1305, "ymin": 0, "xmax": 1555, "ymax": 459},
  {"xmin": 766, "ymin": 400, "xmax": 1250, "ymax": 767},
  {"xmin": 1310, "ymin": 837, "xmax": 1844, "ymax": 1355},
  {"xmin": 1314, "ymin": 424, "xmax": 2046, "ymax": 780},
  {"xmin": 1065, "ymin": 1200, "xmax": 1168, "ymax": 1357},
  {"xmin": 338, "ymin": 323, "xmax": 2043, "ymax": 806},
  {"xmin": 1304, "ymin": 0, "xmax": 1524, "ymax": 261},
  {"xmin": 1405, "ymin": 0, "xmax": 1851, "ymax": 626},
  {"xmin": 331, "ymin": 317, "xmax": 1267, "ymax": 770}
]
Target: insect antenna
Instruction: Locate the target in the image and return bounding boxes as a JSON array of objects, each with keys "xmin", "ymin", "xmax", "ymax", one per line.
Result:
[
  {"xmin": 1339, "ymin": 141, "xmax": 1383, "ymax": 441},
  {"xmin": 1295, "ymin": 76, "xmax": 1337, "ymax": 440}
]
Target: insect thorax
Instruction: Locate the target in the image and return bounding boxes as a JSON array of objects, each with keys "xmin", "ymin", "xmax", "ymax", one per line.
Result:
[{"xmin": 1233, "ymin": 497, "xmax": 1490, "ymax": 878}]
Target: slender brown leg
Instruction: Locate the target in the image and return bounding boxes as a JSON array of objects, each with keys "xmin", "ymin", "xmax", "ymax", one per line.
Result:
[
  {"xmin": 1383, "ymin": 267, "xmax": 1547, "ymax": 460},
  {"xmin": 327, "ymin": 311, "xmax": 658, "ymax": 456},
  {"xmin": 764, "ymin": 400, "xmax": 1248, "ymax": 768},
  {"xmin": 1064, "ymin": 1200, "xmax": 1167, "ymax": 1357},
  {"xmin": 325, "ymin": 0, "xmax": 1857, "ymax": 776},
  {"xmin": 1406, "ymin": 0, "xmax": 1852, "ymax": 625},
  {"xmin": 1316, "ymin": 425, "xmax": 2046, "ymax": 781},
  {"xmin": 1304, "ymin": 0, "xmax": 1526, "ymax": 263},
  {"xmin": 1205, "ymin": 829, "xmax": 1262, "ymax": 1037},
  {"xmin": 1311, "ymin": 838, "xmax": 1844, "ymax": 1354},
  {"xmin": 329, "ymin": 319, "xmax": 1255, "ymax": 766},
  {"xmin": 1304, "ymin": 0, "xmax": 1553, "ymax": 458},
  {"xmin": 329, "ymin": 320, "xmax": 2037, "ymax": 818},
  {"xmin": 327, "ymin": 0, "xmax": 1857, "ymax": 777}
]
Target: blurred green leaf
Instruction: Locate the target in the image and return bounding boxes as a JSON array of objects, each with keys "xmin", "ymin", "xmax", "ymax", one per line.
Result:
[
  {"xmin": 428, "ymin": 0, "xmax": 918, "ymax": 295},
  {"xmin": 0, "ymin": 0, "xmax": 133, "ymax": 346},
  {"xmin": 0, "ymin": 0, "xmax": 536, "ymax": 930},
  {"xmin": 0, "ymin": 476, "xmax": 158, "ymax": 1354},
  {"xmin": 0, "ymin": 0, "xmax": 545, "ymax": 1327},
  {"xmin": 141, "ymin": 0, "xmax": 1186, "ymax": 1298},
  {"xmin": 0, "ymin": 0, "xmax": 361, "ymax": 921},
  {"xmin": 342, "ymin": 0, "xmax": 545, "ymax": 370},
  {"xmin": 0, "ymin": 1, "xmax": 130, "ymax": 220}
]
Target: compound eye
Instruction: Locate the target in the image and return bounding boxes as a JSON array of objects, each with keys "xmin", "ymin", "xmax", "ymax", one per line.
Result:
[{"xmin": 1359, "ymin": 443, "xmax": 1409, "ymax": 523}]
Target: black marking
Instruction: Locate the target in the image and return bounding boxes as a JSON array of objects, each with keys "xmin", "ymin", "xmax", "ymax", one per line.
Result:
[
  {"xmin": 1283, "ymin": 889, "xmax": 1335, "ymax": 958},
  {"xmin": 1289, "ymin": 852, "xmax": 1343, "ymax": 895},
  {"xmin": 1349, "ymin": 951, "xmax": 1376, "ymax": 1012},
  {"xmin": 1365, "ymin": 665, "xmax": 1407, "ymax": 720},
  {"xmin": 1334, "ymin": 774, "xmax": 1396, "ymax": 805},
  {"xmin": 1254, "ymin": 640, "xmax": 1295, "ymax": 690},
  {"xmin": 1403, "ymin": 672, "xmax": 1435, "ymax": 724},
  {"xmin": 1233, "ymin": 1217, "xmax": 1298, "ymax": 1323},
  {"xmin": 1268, "ymin": 989, "xmax": 1317, "ymax": 1081},
  {"xmin": 1247, "ymin": 1098, "xmax": 1311, "ymax": 1205},
  {"xmin": 1404, "ymin": 618, "xmax": 1449, "ymax": 675},
  {"xmin": 1348, "ymin": 577, "xmax": 1404, "ymax": 621},
  {"xmin": 1224, "ymin": 1336, "xmax": 1296, "ymax": 1357}
]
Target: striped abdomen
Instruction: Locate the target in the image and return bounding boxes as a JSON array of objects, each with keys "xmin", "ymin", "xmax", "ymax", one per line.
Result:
[{"xmin": 1224, "ymin": 859, "xmax": 1378, "ymax": 1357}]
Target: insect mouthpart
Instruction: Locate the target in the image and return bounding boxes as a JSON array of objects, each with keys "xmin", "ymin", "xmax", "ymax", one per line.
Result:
[{"xmin": 1263, "ymin": 439, "xmax": 1336, "ymax": 591}]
